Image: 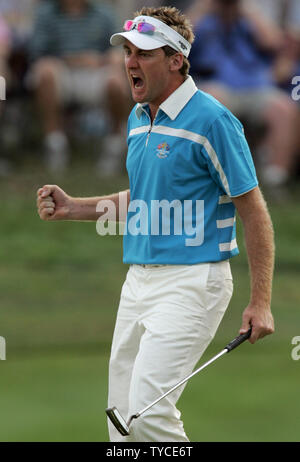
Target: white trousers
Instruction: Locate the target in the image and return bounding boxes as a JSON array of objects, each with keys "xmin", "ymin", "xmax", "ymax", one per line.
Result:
[{"xmin": 108, "ymin": 261, "xmax": 233, "ymax": 442}]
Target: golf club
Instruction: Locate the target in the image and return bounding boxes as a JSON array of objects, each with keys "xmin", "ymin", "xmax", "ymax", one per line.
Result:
[{"xmin": 106, "ymin": 327, "xmax": 252, "ymax": 436}]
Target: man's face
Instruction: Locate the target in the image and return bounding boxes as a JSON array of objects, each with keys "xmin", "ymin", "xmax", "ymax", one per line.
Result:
[{"xmin": 123, "ymin": 40, "xmax": 173, "ymax": 107}]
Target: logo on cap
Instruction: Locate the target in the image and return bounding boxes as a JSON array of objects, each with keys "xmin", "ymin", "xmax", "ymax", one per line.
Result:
[{"xmin": 179, "ymin": 41, "xmax": 187, "ymax": 51}]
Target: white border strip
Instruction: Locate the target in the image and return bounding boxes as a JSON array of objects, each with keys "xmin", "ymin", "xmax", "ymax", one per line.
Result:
[{"xmin": 219, "ymin": 238, "xmax": 237, "ymax": 252}]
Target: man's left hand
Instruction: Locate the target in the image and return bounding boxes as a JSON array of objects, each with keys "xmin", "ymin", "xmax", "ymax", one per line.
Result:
[{"xmin": 240, "ymin": 304, "xmax": 274, "ymax": 344}]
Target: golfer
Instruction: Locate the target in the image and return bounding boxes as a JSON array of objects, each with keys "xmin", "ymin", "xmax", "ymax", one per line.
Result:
[{"xmin": 37, "ymin": 6, "xmax": 275, "ymax": 442}]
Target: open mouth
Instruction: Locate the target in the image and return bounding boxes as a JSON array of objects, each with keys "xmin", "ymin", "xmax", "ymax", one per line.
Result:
[{"xmin": 132, "ymin": 75, "xmax": 144, "ymax": 89}]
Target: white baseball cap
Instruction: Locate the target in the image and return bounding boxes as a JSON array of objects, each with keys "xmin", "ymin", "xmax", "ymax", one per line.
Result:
[{"xmin": 110, "ymin": 15, "xmax": 191, "ymax": 58}]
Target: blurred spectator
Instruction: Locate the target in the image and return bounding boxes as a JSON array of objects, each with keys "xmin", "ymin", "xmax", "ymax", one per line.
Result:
[
  {"xmin": 189, "ymin": 0, "xmax": 299, "ymax": 190},
  {"xmin": 133, "ymin": 1, "xmax": 163, "ymax": 10},
  {"xmin": 185, "ymin": 0, "xmax": 213, "ymax": 25},
  {"xmin": 0, "ymin": 13, "xmax": 11, "ymax": 176},
  {"xmin": 134, "ymin": 1, "xmax": 195, "ymax": 12},
  {"xmin": 28, "ymin": 0, "xmax": 130, "ymax": 175},
  {"xmin": 0, "ymin": 0, "xmax": 36, "ymax": 46},
  {"xmin": 0, "ymin": 0, "xmax": 37, "ymax": 94},
  {"xmin": 273, "ymin": 30, "xmax": 300, "ymax": 96},
  {"xmin": 0, "ymin": 13, "xmax": 11, "ymax": 79},
  {"xmin": 163, "ymin": 0, "xmax": 198, "ymax": 13},
  {"xmin": 249, "ymin": 0, "xmax": 300, "ymax": 32},
  {"xmin": 257, "ymin": 0, "xmax": 300, "ymax": 95}
]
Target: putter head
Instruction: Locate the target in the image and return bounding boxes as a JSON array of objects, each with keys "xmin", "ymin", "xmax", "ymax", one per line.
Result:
[{"xmin": 106, "ymin": 407, "xmax": 130, "ymax": 436}]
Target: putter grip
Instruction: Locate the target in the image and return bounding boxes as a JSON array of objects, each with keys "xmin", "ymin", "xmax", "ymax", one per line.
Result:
[{"xmin": 225, "ymin": 328, "xmax": 252, "ymax": 352}]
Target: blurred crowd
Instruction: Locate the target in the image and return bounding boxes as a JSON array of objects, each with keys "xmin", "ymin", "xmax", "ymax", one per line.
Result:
[{"xmin": 0, "ymin": 0, "xmax": 300, "ymax": 194}]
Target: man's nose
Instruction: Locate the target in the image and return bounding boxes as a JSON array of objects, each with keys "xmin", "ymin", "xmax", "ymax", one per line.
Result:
[{"xmin": 126, "ymin": 53, "xmax": 139, "ymax": 68}]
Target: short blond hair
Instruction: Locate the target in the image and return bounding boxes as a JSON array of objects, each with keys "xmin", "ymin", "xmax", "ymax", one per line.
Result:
[{"xmin": 134, "ymin": 6, "xmax": 195, "ymax": 76}]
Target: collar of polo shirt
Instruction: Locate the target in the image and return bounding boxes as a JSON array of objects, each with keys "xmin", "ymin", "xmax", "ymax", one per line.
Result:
[{"xmin": 135, "ymin": 76, "xmax": 198, "ymax": 120}]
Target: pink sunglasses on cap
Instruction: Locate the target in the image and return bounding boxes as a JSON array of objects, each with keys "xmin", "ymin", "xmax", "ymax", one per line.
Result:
[{"xmin": 123, "ymin": 20, "xmax": 156, "ymax": 34}]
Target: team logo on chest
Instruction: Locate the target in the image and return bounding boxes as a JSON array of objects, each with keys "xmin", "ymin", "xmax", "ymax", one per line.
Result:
[{"xmin": 156, "ymin": 142, "xmax": 171, "ymax": 159}]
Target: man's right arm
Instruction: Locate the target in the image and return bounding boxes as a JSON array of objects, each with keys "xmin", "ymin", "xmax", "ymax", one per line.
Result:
[{"xmin": 37, "ymin": 185, "xmax": 130, "ymax": 222}]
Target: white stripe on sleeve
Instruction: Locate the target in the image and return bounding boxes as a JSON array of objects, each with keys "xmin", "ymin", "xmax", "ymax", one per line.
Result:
[
  {"xmin": 217, "ymin": 217, "xmax": 236, "ymax": 228},
  {"xmin": 218, "ymin": 195, "xmax": 232, "ymax": 204},
  {"xmin": 219, "ymin": 239, "xmax": 238, "ymax": 252}
]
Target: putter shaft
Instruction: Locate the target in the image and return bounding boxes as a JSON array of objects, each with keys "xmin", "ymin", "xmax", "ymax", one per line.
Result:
[
  {"xmin": 136, "ymin": 349, "xmax": 227, "ymax": 418},
  {"xmin": 107, "ymin": 328, "xmax": 252, "ymax": 436}
]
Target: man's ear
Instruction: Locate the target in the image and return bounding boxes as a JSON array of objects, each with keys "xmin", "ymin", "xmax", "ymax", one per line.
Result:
[{"xmin": 169, "ymin": 52, "xmax": 184, "ymax": 72}]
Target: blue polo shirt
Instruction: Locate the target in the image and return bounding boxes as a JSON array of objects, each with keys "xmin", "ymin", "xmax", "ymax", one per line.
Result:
[{"xmin": 124, "ymin": 76, "xmax": 258, "ymax": 265}]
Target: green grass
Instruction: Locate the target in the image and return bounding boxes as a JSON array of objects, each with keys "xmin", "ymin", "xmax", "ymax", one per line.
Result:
[
  {"xmin": 0, "ymin": 350, "xmax": 109, "ymax": 442},
  {"xmin": 0, "ymin": 342, "xmax": 299, "ymax": 442},
  {"xmin": 181, "ymin": 342, "xmax": 300, "ymax": 442},
  {"xmin": 0, "ymin": 160, "xmax": 299, "ymax": 441}
]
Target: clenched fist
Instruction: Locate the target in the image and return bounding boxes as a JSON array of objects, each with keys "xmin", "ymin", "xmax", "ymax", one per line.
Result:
[{"xmin": 37, "ymin": 185, "xmax": 73, "ymax": 221}]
